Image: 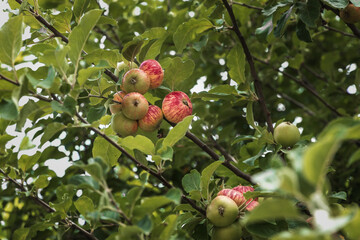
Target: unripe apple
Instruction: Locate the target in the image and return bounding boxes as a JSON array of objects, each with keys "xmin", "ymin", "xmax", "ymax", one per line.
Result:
[
  {"xmin": 212, "ymin": 222, "xmax": 242, "ymax": 240},
  {"xmin": 109, "ymin": 91, "xmax": 126, "ymax": 114},
  {"xmin": 273, "ymin": 122, "xmax": 300, "ymax": 148},
  {"xmin": 122, "ymin": 69, "xmax": 150, "ymax": 94},
  {"xmin": 162, "ymin": 91, "xmax": 192, "ymax": 123},
  {"xmin": 206, "ymin": 196, "xmax": 239, "ymax": 227},
  {"xmin": 217, "ymin": 189, "xmax": 246, "ymax": 206},
  {"xmin": 114, "ymin": 61, "xmax": 138, "ymax": 77},
  {"xmin": 111, "ymin": 112, "xmax": 138, "ymax": 137},
  {"xmin": 138, "ymin": 105, "xmax": 163, "ymax": 132},
  {"xmin": 139, "ymin": 59, "xmax": 164, "ymax": 89},
  {"xmin": 340, "ymin": 4, "xmax": 360, "ymax": 24},
  {"xmin": 122, "ymin": 92, "xmax": 149, "ymax": 120}
]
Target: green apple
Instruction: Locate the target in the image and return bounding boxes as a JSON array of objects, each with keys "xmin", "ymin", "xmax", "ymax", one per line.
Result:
[
  {"xmin": 206, "ymin": 196, "xmax": 239, "ymax": 227},
  {"xmin": 274, "ymin": 122, "xmax": 300, "ymax": 148},
  {"xmin": 212, "ymin": 222, "xmax": 242, "ymax": 240},
  {"xmin": 111, "ymin": 112, "xmax": 138, "ymax": 137},
  {"xmin": 122, "ymin": 69, "xmax": 150, "ymax": 94},
  {"xmin": 122, "ymin": 92, "xmax": 149, "ymax": 120}
]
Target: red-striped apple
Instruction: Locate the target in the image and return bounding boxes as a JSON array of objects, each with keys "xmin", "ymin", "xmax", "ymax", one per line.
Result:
[
  {"xmin": 139, "ymin": 59, "xmax": 164, "ymax": 89},
  {"xmin": 122, "ymin": 92, "xmax": 149, "ymax": 120},
  {"xmin": 139, "ymin": 105, "xmax": 163, "ymax": 132},
  {"xmin": 162, "ymin": 91, "xmax": 192, "ymax": 123},
  {"xmin": 206, "ymin": 196, "xmax": 238, "ymax": 227},
  {"xmin": 233, "ymin": 185, "xmax": 258, "ymax": 211},
  {"xmin": 217, "ymin": 189, "xmax": 246, "ymax": 206},
  {"xmin": 109, "ymin": 91, "xmax": 126, "ymax": 114},
  {"xmin": 122, "ymin": 69, "xmax": 150, "ymax": 94},
  {"xmin": 111, "ymin": 112, "xmax": 138, "ymax": 137}
]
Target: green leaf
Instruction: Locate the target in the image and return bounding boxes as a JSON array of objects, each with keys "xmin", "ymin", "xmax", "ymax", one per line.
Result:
[
  {"xmin": 27, "ymin": 66, "xmax": 55, "ymax": 89},
  {"xmin": 296, "ymin": 20, "xmax": 312, "ymax": 42},
  {"xmin": 34, "ymin": 175, "xmax": 50, "ymax": 189},
  {"xmin": 322, "ymin": 0, "xmax": 348, "ymax": 8},
  {"xmin": 120, "ymin": 135, "xmax": 155, "ymax": 155},
  {"xmin": 255, "ymin": 16, "xmax": 273, "ymax": 39},
  {"xmin": 68, "ymin": 9, "xmax": 102, "ymax": 77},
  {"xmin": 78, "ymin": 66, "xmax": 105, "ymax": 86},
  {"xmin": 133, "ymin": 196, "xmax": 173, "ymax": 218},
  {"xmin": 159, "ymin": 215, "xmax": 178, "ymax": 240},
  {"xmin": 0, "ymin": 99, "xmax": 18, "ymax": 121},
  {"xmin": 18, "ymin": 151, "xmax": 41, "ymax": 172},
  {"xmin": 136, "ymin": 215, "xmax": 153, "ymax": 235},
  {"xmin": 122, "ymin": 38, "xmax": 144, "ymax": 61},
  {"xmin": 182, "ymin": 169, "xmax": 201, "ymax": 193},
  {"xmin": 92, "ymin": 136, "xmax": 121, "ymax": 167},
  {"xmin": 162, "ymin": 115, "xmax": 193, "ymax": 148},
  {"xmin": 344, "ymin": 208, "xmax": 360, "ymax": 239},
  {"xmin": 348, "ymin": 149, "xmax": 360, "ymax": 166},
  {"xmin": 40, "ymin": 122, "xmax": 66, "ymax": 145},
  {"xmin": 84, "ymin": 49, "xmax": 121, "ymax": 68},
  {"xmin": 87, "ymin": 106, "xmax": 106, "ymax": 123},
  {"xmin": 165, "ymin": 188, "xmax": 182, "ymax": 204},
  {"xmin": 274, "ymin": 6, "xmax": 293, "ymax": 38},
  {"xmin": 244, "ymin": 198, "xmax": 299, "ymax": 223},
  {"xmin": 246, "ymin": 102, "xmax": 259, "ymax": 132},
  {"xmin": 13, "ymin": 227, "xmax": 30, "ymax": 240},
  {"xmin": 227, "ymin": 45, "xmax": 246, "ymax": 84},
  {"xmin": 200, "ymin": 161, "xmax": 223, "ymax": 199},
  {"xmin": 73, "ymin": 0, "xmax": 90, "ymax": 22},
  {"xmin": 296, "ymin": 0, "xmax": 321, "ymax": 28},
  {"xmin": 51, "ymin": 96, "xmax": 77, "ymax": 116},
  {"xmin": 19, "ymin": 136, "xmax": 35, "ymax": 150},
  {"xmin": 173, "ymin": 18, "xmax": 213, "ymax": 53},
  {"xmin": 74, "ymin": 195, "xmax": 95, "ymax": 216},
  {"xmin": 162, "ymin": 57, "xmax": 195, "ymax": 90},
  {"xmin": 0, "ymin": 15, "xmax": 23, "ymax": 66}
]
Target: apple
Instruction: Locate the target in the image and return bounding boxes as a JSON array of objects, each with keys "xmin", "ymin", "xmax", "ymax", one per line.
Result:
[
  {"xmin": 109, "ymin": 91, "xmax": 126, "ymax": 114},
  {"xmin": 217, "ymin": 189, "xmax": 246, "ymax": 206},
  {"xmin": 139, "ymin": 59, "xmax": 164, "ymax": 89},
  {"xmin": 212, "ymin": 222, "xmax": 242, "ymax": 240},
  {"xmin": 138, "ymin": 105, "xmax": 163, "ymax": 132},
  {"xmin": 273, "ymin": 122, "xmax": 300, "ymax": 148},
  {"xmin": 232, "ymin": 185, "xmax": 259, "ymax": 211},
  {"xmin": 206, "ymin": 196, "xmax": 239, "ymax": 227},
  {"xmin": 122, "ymin": 92, "xmax": 149, "ymax": 120},
  {"xmin": 162, "ymin": 91, "xmax": 192, "ymax": 123},
  {"xmin": 122, "ymin": 69, "xmax": 150, "ymax": 94},
  {"xmin": 111, "ymin": 112, "xmax": 138, "ymax": 137},
  {"xmin": 340, "ymin": 4, "xmax": 360, "ymax": 24},
  {"xmin": 114, "ymin": 61, "xmax": 138, "ymax": 77}
]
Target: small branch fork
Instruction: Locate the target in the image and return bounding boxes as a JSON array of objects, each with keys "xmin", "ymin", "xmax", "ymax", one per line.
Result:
[
  {"xmin": 0, "ymin": 168, "xmax": 99, "ymax": 240},
  {"xmin": 12, "ymin": 0, "xmax": 254, "ymax": 184},
  {"xmin": 221, "ymin": 0, "xmax": 274, "ymax": 133}
]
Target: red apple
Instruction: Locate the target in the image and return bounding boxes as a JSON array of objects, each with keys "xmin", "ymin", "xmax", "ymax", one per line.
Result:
[
  {"xmin": 139, "ymin": 59, "xmax": 164, "ymax": 89},
  {"xmin": 109, "ymin": 91, "xmax": 126, "ymax": 114},
  {"xmin": 217, "ymin": 189, "xmax": 246, "ymax": 207},
  {"xmin": 138, "ymin": 105, "xmax": 163, "ymax": 132},
  {"xmin": 111, "ymin": 112, "xmax": 138, "ymax": 137},
  {"xmin": 162, "ymin": 91, "xmax": 192, "ymax": 123},
  {"xmin": 232, "ymin": 185, "xmax": 258, "ymax": 211},
  {"xmin": 340, "ymin": 4, "xmax": 360, "ymax": 24},
  {"xmin": 122, "ymin": 92, "xmax": 149, "ymax": 120},
  {"xmin": 122, "ymin": 69, "xmax": 150, "ymax": 94}
]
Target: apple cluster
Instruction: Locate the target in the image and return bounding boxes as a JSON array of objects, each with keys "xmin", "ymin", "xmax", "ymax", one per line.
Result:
[
  {"xmin": 109, "ymin": 60, "xmax": 193, "ymax": 137},
  {"xmin": 207, "ymin": 184, "xmax": 259, "ymax": 240}
]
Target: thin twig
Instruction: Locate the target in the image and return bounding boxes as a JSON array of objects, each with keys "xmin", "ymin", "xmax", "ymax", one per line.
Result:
[
  {"xmin": 232, "ymin": 1, "xmax": 263, "ymax": 10},
  {"xmin": 254, "ymin": 56, "xmax": 343, "ymax": 117},
  {"xmin": 0, "ymin": 168, "xmax": 98, "ymax": 240},
  {"xmin": 0, "ymin": 74, "xmax": 20, "ymax": 86},
  {"xmin": 323, "ymin": 25, "xmax": 357, "ymax": 38},
  {"xmin": 94, "ymin": 26, "xmax": 122, "ymax": 48},
  {"xmin": 221, "ymin": 0, "xmax": 274, "ymax": 133}
]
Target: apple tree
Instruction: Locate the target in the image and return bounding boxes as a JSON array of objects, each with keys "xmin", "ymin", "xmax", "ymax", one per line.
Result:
[{"xmin": 1, "ymin": 0, "xmax": 360, "ymax": 239}]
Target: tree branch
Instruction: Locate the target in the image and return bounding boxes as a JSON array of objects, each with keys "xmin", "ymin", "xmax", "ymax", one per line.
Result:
[
  {"xmin": 253, "ymin": 56, "xmax": 343, "ymax": 117},
  {"xmin": 232, "ymin": 1, "xmax": 263, "ymax": 10},
  {"xmin": 221, "ymin": 0, "xmax": 274, "ymax": 133},
  {"xmin": 0, "ymin": 168, "xmax": 98, "ymax": 240},
  {"xmin": 0, "ymin": 74, "xmax": 20, "ymax": 86}
]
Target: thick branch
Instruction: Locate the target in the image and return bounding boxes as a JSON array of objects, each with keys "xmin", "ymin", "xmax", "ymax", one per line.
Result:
[
  {"xmin": 221, "ymin": 0, "xmax": 274, "ymax": 133},
  {"xmin": 0, "ymin": 168, "xmax": 98, "ymax": 240}
]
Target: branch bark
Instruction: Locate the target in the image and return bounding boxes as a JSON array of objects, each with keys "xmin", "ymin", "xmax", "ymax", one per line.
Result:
[{"xmin": 221, "ymin": 0, "xmax": 274, "ymax": 133}]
